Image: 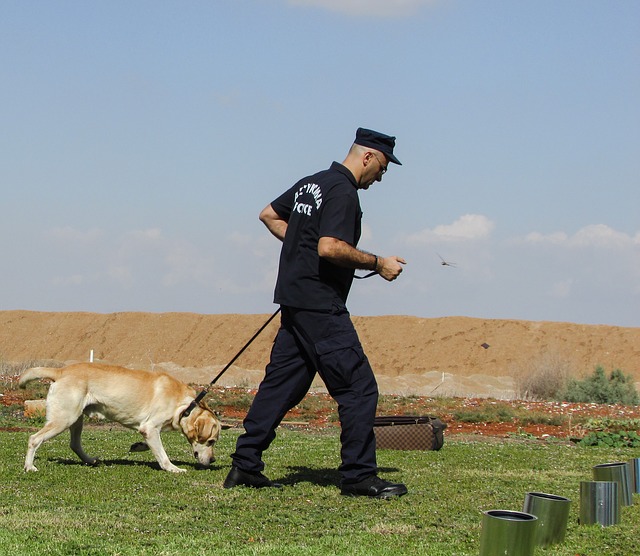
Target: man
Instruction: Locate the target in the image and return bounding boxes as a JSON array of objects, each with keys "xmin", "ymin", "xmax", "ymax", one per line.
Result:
[{"xmin": 224, "ymin": 128, "xmax": 407, "ymax": 498}]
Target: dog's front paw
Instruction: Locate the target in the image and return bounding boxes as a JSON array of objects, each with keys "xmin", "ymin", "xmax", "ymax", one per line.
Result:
[
  {"xmin": 24, "ymin": 464, "xmax": 38, "ymax": 472},
  {"xmin": 166, "ymin": 465, "xmax": 187, "ymax": 473}
]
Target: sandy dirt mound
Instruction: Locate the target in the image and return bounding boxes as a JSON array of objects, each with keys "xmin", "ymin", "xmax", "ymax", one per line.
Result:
[{"xmin": 1, "ymin": 311, "xmax": 638, "ymax": 398}]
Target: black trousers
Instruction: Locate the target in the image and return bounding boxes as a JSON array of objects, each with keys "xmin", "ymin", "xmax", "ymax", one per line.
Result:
[{"xmin": 230, "ymin": 303, "xmax": 379, "ymax": 484}]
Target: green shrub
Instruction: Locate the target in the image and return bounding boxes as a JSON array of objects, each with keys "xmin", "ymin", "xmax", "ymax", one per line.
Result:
[
  {"xmin": 578, "ymin": 430, "xmax": 640, "ymax": 448},
  {"xmin": 518, "ymin": 413, "xmax": 567, "ymax": 427},
  {"xmin": 582, "ymin": 417, "xmax": 640, "ymax": 432},
  {"xmin": 453, "ymin": 404, "xmax": 515, "ymax": 423},
  {"xmin": 561, "ymin": 366, "xmax": 639, "ymax": 405}
]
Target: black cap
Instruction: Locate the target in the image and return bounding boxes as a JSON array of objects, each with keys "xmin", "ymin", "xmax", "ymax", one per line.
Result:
[{"xmin": 354, "ymin": 127, "xmax": 402, "ymax": 165}]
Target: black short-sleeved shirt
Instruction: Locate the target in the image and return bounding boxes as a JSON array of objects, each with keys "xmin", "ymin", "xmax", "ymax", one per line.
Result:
[{"xmin": 271, "ymin": 162, "xmax": 363, "ymax": 310}]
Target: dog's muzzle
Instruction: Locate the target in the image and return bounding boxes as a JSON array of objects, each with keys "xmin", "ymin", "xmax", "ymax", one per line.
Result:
[{"xmin": 193, "ymin": 443, "xmax": 215, "ymax": 467}]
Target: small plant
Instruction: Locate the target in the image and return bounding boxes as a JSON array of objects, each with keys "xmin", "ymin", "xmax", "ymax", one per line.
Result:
[
  {"xmin": 206, "ymin": 387, "xmax": 256, "ymax": 414},
  {"xmin": 453, "ymin": 404, "xmax": 515, "ymax": 424},
  {"xmin": 578, "ymin": 430, "xmax": 640, "ymax": 448},
  {"xmin": 295, "ymin": 393, "xmax": 332, "ymax": 414},
  {"xmin": 507, "ymin": 429, "xmax": 537, "ymax": 440},
  {"xmin": 518, "ymin": 413, "xmax": 567, "ymax": 427},
  {"xmin": 452, "ymin": 410, "xmax": 490, "ymax": 423},
  {"xmin": 496, "ymin": 405, "xmax": 515, "ymax": 421},
  {"xmin": 561, "ymin": 366, "xmax": 639, "ymax": 405},
  {"xmin": 581, "ymin": 417, "xmax": 640, "ymax": 432}
]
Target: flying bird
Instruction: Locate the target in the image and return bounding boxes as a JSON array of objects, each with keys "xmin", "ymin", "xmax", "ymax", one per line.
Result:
[{"xmin": 437, "ymin": 253, "xmax": 457, "ymax": 267}]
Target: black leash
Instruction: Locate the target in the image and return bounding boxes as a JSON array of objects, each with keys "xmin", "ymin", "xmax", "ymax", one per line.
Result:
[
  {"xmin": 354, "ymin": 271, "xmax": 377, "ymax": 279},
  {"xmin": 181, "ymin": 269, "xmax": 375, "ymax": 419},
  {"xmin": 180, "ymin": 307, "xmax": 281, "ymax": 419}
]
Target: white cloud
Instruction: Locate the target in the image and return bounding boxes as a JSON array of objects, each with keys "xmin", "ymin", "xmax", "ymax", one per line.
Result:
[
  {"xmin": 28, "ymin": 220, "xmax": 639, "ymax": 326},
  {"xmin": 52, "ymin": 274, "xmax": 85, "ymax": 286},
  {"xmin": 111, "ymin": 229, "xmax": 220, "ymax": 288},
  {"xmin": 523, "ymin": 224, "xmax": 640, "ymax": 248},
  {"xmin": 360, "ymin": 223, "xmax": 373, "ymax": 243},
  {"xmin": 287, "ymin": 0, "xmax": 437, "ymax": 17},
  {"xmin": 405, "ymin": 214, "xmax": 495, "ymax": 244},
  {"xmin": 128, "ymin": 228, "xmax": 163, "ymax": 242},
  {"xmin": 162, "ymin": 241, "xmax": 216, "ymax": 287},
  {"xmin": 46, "ymin": 226, "xmax": 103, "ymax": 246},
  {"xmin": 41, "ymin": 226, "xmax": 275, "ymax": 296},
  {"xmin": 213, "ymin": 89, "xmax": 242, "ymax": 107},
  {"xmin": 523, "ymin": 231, "xmax": 568, "ymax": 245},
  {"xmin": 550, "ymin": 278, "xmax": 573, "ymax": 298},
  {"xmin": 571, "ymin": 224, "xmax": 637, "ymax": 248},
  {"xmin": 107, "ymin": 265, "xmax": 133, "ymax": 287},
  {"xmin": 229, "ymin": 232, "xmax": 252, "ymax": 246}
]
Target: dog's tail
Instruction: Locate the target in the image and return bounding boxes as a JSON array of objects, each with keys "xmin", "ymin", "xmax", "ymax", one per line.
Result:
[{"xmin": 19, "ymin": 367, "xmax": 63, "ymax": 389}]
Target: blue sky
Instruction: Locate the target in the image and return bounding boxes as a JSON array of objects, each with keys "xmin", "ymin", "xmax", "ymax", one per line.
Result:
[{"xmin": 1, "ymin": 1, "xmax": 638, "ymax": 326}]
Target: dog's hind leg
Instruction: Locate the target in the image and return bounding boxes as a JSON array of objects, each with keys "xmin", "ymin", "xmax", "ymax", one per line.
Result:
[
  {"xmin": 69, "ymin": 416, "xmax": 99, "ymax": 466},
  {"xmin": 24, "ymin": 420, "xmax": 74, "ymax": 472},
  {"xmin": 24, "ymin": 382, "xmax": 87, "ymax": 472}
]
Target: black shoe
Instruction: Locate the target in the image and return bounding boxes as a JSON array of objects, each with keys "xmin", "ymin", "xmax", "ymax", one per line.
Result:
[
  {"xmin": 341, "ymin": 475, "xmax": 408, "ymax": 499},
  {"xmin": 223, "ymin": 466, "xmax": 283, "ymax": 489}
]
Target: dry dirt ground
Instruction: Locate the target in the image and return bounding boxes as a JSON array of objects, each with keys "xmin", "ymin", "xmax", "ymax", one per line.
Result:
[
  {"xmin": 2, "ymin": 311, "xmax": 639, "ymax": 439},
  {"xmin": 1, "ymin": 310, "xmax": 638, "ymax": 397}
]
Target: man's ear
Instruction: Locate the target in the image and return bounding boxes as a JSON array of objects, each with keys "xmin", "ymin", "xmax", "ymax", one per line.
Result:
[{"xmin": 362, "ymin": 151, "xmax": 376, "ymax": 168}]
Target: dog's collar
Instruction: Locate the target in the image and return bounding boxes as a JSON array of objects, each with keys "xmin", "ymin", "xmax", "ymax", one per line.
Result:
[
  {"xmin": 180, "ymin": 386, "xmax": 210, "ymax": 420},
  {"xmin": 180, "ymin": 400, "xmax": 198, "ymax": 421}
]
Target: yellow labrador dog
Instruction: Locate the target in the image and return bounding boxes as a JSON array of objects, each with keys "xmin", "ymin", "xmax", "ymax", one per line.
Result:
[{"xmin": 19, "ymin": 363, "xmax": 222, "ymax": 473}]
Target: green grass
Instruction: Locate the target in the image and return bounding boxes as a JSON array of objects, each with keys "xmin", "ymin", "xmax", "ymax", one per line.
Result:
[{"xmin": 0, "ymin": 426, "xmax": 638, "ymax": 555}]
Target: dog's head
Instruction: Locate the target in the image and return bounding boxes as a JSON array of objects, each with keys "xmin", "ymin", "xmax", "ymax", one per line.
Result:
[{"xmin": 180, "ymin": 401, "xmax": 222, "ymax": 468}]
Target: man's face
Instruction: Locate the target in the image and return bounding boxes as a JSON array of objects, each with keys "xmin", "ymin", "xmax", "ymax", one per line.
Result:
[{"xmin": 360, "ymin": 151, "xmax": 388, "ymax": 190}]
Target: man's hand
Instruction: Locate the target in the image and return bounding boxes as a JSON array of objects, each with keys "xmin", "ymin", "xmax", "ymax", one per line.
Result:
[{"xmin": 377, "ymin": 256, "xmax": 406, "ymax": 281}]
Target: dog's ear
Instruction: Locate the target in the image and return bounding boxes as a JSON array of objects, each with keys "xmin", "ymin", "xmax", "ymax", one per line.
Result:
[{"xmin": 193, "ymin": 413, "xmax": 222, "ymax": 443}]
